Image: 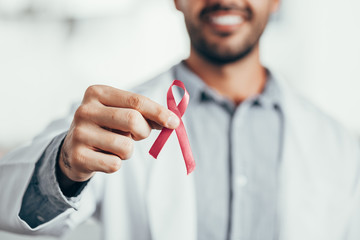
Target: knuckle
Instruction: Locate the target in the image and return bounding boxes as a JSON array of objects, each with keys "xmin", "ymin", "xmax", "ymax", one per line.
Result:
[
  {"xmin": 127, "ymin": 94, "xmax": 144, "ymax": 110},
  {"xmin": 85, "ymin": 85, "xmax": 103, "ymax": 98},
  {"xmin": 139, "ymin": 128, "xmax": 151, "ymax": 140},
  {"xmin": 105, "ymin": 158, "xmax": 122, "ymax": 173},
  {"xmin": 126, "ymin": 110, "xmax": 141, "ymax": 130},
  {"xmin": 71, "ymin": 126, "xmax": 84, "ymax": 142},
  {"xmin": 155, "ymin": 107, "xmax": 169, "ymax": 126},
  {"xmin": 107, "ymin": 133, "xmax": 119, "ymax": 147},
  {"xmin": 135, "ymin": 125, "xmax": 151, "ymax": 140},
  {"xmin": 75, "ymin": 104, "xmax": 91, "ymax": 120},
  {"xmin": 120, "ymin": 138, "xmax": 134, "ymax": 160},
  {"xmin": 72, "ymin": 146, "xmax": 87, "ymax": 167}
]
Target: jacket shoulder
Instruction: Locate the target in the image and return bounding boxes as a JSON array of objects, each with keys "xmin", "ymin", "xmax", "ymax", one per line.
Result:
[
  {"xmin": 131, "ymin": 68, "xmax": 174, "ymax": 98},
  {"xmin": 283, "ymin": 82, "xmax": 359, "ymax": 159},
  {"xmin": 292, "ymin": 89, "xmax": 353, "ymax": 136}
]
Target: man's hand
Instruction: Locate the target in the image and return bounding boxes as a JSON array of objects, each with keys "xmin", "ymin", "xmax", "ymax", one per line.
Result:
[{"xmin": 59, "ymin": 85, "xmax": 180, "ymax": 183}]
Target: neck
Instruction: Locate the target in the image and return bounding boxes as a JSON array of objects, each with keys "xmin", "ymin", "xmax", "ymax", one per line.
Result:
[{"xmin": 184, "ymin": 44, "xmax": 267, "ymax": 105}]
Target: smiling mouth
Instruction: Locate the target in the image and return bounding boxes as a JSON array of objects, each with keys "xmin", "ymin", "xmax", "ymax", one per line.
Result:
[
  {"xmin": 210, "ymin": 14, "xmax": 244, "ymax": 26},
  {"xmin": 200, "ymin": 4, "xmax": 250, "ymax": 34},
  {"xmin": 203, "ymin": 11, "xmax": 247, "ymax": 34}
]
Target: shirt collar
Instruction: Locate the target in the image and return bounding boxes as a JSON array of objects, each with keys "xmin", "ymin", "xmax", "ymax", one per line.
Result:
[{"xmin": 173, "ymin": 61, "xmax": 283, "ymax": 111}]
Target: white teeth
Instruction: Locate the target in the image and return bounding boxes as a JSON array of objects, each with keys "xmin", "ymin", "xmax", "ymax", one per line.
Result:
[{"xmin": 210, "ymin": 15, "xmax": 244, "ymax": 25}]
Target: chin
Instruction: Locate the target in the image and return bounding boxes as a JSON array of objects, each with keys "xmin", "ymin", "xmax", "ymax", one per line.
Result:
[{"xmin": 195, "ymin": 41, "xmax": 256, "ymax": 65}]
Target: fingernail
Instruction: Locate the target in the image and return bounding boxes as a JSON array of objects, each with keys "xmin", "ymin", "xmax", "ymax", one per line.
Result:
[{"xmin": 167, "ymin": 113, "xmax": 180, "ymax": 128}]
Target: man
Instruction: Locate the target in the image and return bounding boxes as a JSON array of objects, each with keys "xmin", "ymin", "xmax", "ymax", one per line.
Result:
[{"xmin": 1, "ymin": 0, "xmax": 360, "ymax": 239}]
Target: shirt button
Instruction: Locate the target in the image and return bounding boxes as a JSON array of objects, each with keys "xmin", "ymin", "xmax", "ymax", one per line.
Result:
[
  {"xmin": 235, "ymin": 175, "xmax": 248, "ymax": 187},
  {"xmin": 37, "ymin": 215, "xmax": 45, "ymax": 222}
]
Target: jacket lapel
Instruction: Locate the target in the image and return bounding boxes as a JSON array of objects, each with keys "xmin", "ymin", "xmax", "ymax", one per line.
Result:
[
  {"xmin": 277, "ymin": 77, "xmax": 357, "ymax": 240},
  {"xmin": 145, "ymin": 71, "xmax": 197, "ymax": 240},
  {"xmin": 277, "ymin": 77, "xmax": 325, "ymax": 239},
  {"xmin": 146, "ymin": 132, "xmax": 197, "ymax": 240}
]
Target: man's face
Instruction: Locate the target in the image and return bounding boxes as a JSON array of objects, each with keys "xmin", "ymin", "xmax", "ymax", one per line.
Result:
[{"xmin": 175, "ymin": 0, "xmax": 280, "ymax": 64}]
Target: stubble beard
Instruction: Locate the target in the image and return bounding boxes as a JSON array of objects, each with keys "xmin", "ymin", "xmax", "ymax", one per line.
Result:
[{"xmin": 185, "ymin": 19, "xmax": 265, "ymax": 66}]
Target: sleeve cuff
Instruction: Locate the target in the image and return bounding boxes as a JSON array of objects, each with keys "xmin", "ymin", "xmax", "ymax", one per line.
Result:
[{"xmin": 19, "ymin": 131, "xmax": 87, "ymax": 228}]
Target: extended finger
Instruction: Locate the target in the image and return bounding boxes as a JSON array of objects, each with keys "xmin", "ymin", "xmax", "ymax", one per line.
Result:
[
  {"xmin": 90, "ymin": 107, "xmax": 152, "ymax": 140},
  {"xmin": 90, "ymin": 86, "xmax": 180, "ymax": 129}
]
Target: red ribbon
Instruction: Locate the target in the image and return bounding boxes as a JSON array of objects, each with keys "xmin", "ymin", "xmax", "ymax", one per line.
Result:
[{"xmin": 149, "ymin": 80, "xmax": 195, "ymax": 175}]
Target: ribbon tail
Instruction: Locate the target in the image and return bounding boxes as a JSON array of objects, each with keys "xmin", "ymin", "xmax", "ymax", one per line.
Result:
[
  {"xmin": 149, "ymin": 128, "xmax": 173, "ymax": 159},
  {"xmin": 175, "ymin": 121, "xmax": 196, "ymax": 175}
]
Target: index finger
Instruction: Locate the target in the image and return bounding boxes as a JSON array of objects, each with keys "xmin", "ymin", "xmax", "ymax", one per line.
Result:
[{"xmin": 96, "ymin": 85, "xmax": 180, "ymax": 129}]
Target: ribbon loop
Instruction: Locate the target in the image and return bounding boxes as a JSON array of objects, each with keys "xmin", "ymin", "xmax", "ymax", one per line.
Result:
[{"xmin": 149, "ymin": 80, "xmax": 195, "ymax": 175}]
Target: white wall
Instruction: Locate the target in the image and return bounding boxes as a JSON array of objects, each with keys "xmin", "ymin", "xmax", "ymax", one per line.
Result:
[
  {"xmin": 0, "ymin": 0, "xmax": 189, "ymax": 150},
  {"xmin": 261, "ymin": 0, "xmax": 360, "ymax": 134},
  {"xmin": 0, "ymin": 0, "xmax": 359, "ymax": 239},
  {"xmin": 1, "ymin": 0, "xmax": 359, "ymax": 151}
]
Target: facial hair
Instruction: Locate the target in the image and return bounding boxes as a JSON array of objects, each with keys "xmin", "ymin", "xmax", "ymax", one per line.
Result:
[{"xmin": 184, "ymin": 3, "xmax": 268, "ymax": 65}]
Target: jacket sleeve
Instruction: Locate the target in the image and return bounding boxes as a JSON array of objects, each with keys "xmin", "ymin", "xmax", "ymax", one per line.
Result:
[
  {"xmin": 19, "ymin": 131, "xmax": 87, "ymax": 228},
  {"xmin": 0, "ymin": 104, "xmax": 101, "ymax": 237}
]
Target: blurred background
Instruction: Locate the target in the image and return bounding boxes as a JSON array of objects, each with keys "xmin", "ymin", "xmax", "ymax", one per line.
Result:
[{"xmin": 0, "ymin": 0, "xmax": 359, "ymax": 239}]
